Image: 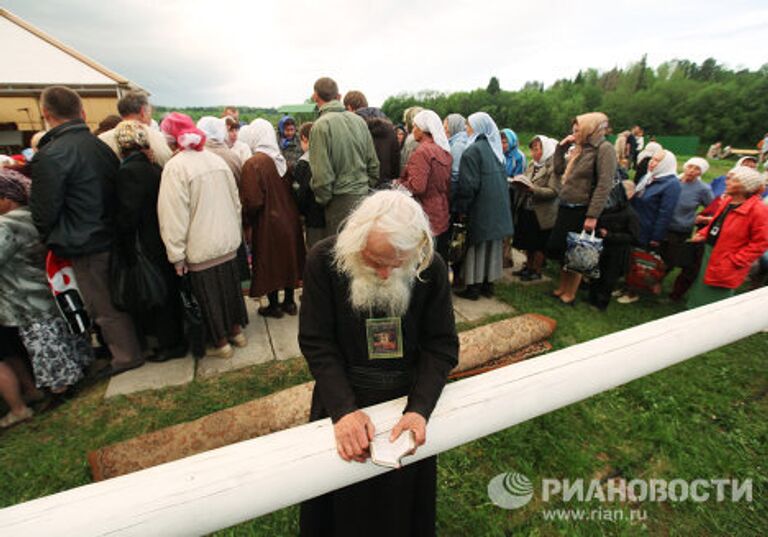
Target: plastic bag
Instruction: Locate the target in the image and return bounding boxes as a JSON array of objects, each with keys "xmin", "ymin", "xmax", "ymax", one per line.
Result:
[{"xmin": 564, "ymin": 230, "xmax": 603, "ymax": 279}]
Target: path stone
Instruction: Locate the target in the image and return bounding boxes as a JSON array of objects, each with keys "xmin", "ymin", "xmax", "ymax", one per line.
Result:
[
  {"xmin": 196, "ymin": 299, "xmax": 274, "ymax": 379},
  {"xmin": 453, "ymin": 295, "xmax": 515, "ymax": 323},
  {"xmin": 105, "ymin": 357, "xmax": 195, "ymax": 398},
  {"xmin": 267, "ymin": 314, "xmax": 302, "ymax": 361}
]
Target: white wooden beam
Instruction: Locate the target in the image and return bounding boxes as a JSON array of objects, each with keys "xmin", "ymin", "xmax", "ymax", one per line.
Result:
[{"xmin": 1, "ymin": 288, "xmax": 767, "ymax": 536}]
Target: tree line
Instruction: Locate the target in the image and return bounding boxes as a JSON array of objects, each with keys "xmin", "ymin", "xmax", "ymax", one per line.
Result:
[{"xmin": 381, "ymin": 57, "xmax": 768, "ymax": 148}]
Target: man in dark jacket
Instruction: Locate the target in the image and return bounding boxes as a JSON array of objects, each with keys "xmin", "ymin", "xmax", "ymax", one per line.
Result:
[
  {"xmin": 344, "ymin": 90, "xmax": 400, "ymax": 186},
  {"xmin": 30, "ymin": 86, "xmax": 144, "ymax": 377}
]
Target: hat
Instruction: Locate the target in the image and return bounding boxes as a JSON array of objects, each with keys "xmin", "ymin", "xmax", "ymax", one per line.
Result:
[{"xmin": 730, "ymin": 166, "xmax": 765, "ymax": 194}]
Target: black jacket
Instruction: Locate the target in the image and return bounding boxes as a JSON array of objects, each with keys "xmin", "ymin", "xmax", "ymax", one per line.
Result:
[
  {"xmin": 30, "ymin": 119, "xmax": 119, "ymax": 258},
  {"xmin": 114, "ymin": 151, "xmax": 168, "ymax": 265}
]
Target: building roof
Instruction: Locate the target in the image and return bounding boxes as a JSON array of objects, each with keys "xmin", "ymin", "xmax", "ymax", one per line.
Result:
[
  {"xmin": 277, "ymin": 103, "xmax": 318, "ymax": 114},
  {"xmin": 0, "ymin": 8, "xmax": 142, "ymax": 90}
]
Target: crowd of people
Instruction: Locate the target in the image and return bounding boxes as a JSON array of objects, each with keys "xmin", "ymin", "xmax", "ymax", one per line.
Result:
[
  {"xmin": 2, "ymin": 76, "xmax": 768, "ymax": 536},
  {"xmin": 1, "ymin": 78, "xmax": 768, "ymax": 432}
]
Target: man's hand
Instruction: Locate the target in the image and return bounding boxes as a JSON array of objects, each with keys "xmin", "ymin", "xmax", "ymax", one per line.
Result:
[
  {"xmin": 695, "ymin": 215, "xmax": 712, "ymax": 225},
  {"xmin": 174, "ymin": 261, "xmax": 188, "ymax": 276},
  {"xmin": 690, "ymin": 234, "xmax": 706, "ymax": 243},
  {"xmin": 583, "ymin": 217, "xmax": 597, "ymax": 233},
  {"xmin": 390, "ymin": 412, "xmax": 427, "ymax": 452},
  {"xmin": 334, "ymin": 410, "xmax": 375, "ymax": 463}
]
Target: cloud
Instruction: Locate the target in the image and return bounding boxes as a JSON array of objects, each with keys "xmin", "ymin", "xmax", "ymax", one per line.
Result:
[{"xmin": 4, "ymin": 0, "xmax": 766, "ymax": 107}]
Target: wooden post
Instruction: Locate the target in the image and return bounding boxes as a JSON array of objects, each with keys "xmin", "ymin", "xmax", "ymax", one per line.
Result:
[{"xmin": 1, "ymin": 288, "xmax": 767, "ymax": 537}]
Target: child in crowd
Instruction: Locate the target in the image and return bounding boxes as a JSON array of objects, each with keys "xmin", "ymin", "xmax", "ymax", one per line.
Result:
[{"xmin": 292, "ymin": 122, "xmax": 326, "ymax": 250}]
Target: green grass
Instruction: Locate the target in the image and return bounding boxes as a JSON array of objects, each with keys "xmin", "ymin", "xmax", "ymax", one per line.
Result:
[
  {"xmin": 0, "ymin": 154, "xmax": 762, "ymax": 535},
  {"xmin": 1, "ymin": 268, "xmax": 764, "ymax": 536}
]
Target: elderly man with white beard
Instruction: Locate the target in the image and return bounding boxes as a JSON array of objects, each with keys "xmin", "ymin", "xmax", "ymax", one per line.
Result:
[{"xmin": 298, "ymin": 190, "xmax": 459, "ymax": 537}]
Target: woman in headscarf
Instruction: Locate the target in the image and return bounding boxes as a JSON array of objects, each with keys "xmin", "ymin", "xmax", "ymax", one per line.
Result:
[
  {"xmin": 687, "ymin": 166, "xmax": 768, "ymax": 309},
  {"xmin": 197, "ymin": 116, "xmax": 243, "ymax": 184},
  {"xmin": 395, "ymin": 124, "xmax": 407, "ymax": 149},
  {"xmin": 277, "ymin": 115, "xmax": 303, "ymax": 171},
  {"xmin": 633, "ymin": 141, "xmax": 663, "ymax": 183},
  {"xmin": 454, "ymin": 112, "xmax": 514, "ymax": 299},
  {"xmin": 395, "ymin": 109, "xmax": 452, "ymax": 258},
  {"xmin": 158, "ymin": 113, "xmax": 248, "ymax": 359},
  {"xmin": 443, "ymin": 113, "xmax": 469, "ymax": 212},
  {"xmin": 0, "ymin": 169, "xmax": 92, "ymax": 425},
  {"xmin": 617, "ymin": 150, "xmax": 682, "ymax": 304},
  {"xmin": 511, "ymin": 135, "xmax": 559, "ymax": 281},
  {"xmin": 709, "ymin": 156, "xmax": 758, "ymax": 198},
  {"xmin": 113, "ymin": 120, "xmax": 187, "ymax": 361},
  {"xmin": 664, "ymin": 157, "xmax": 714, "ymax": 301},
  {"xmin": 500, "ymin": 129, "xmax": 526, "ymax": 177},
  {"xmin": 239, "ymin": 118, "xmax": 306, "ymax": 318},
  {"xmin": 400, "ymin": 106, "xmax": 424, "ymax": 169},
  {"xmin": 546, "ymin": 112, "xmax": 616, "ymax": 305}
]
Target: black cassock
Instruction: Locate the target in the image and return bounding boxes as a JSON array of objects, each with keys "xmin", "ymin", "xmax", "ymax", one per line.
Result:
[{"xmin": 298, "ymin": 237, "xmax": 459, "ymax": 537}]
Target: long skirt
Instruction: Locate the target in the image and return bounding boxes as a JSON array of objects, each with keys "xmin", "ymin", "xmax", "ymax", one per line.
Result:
[
  {"xmin": 686, "ymin": 245, "xmax": 735, "ymax": 309},
  {"xmin": 18, "ymin": 316, "xmax": 93, "ymax": 390},
  {"xmin": 189, "ymin": 258, "xmax": 249, "ymax": 345},
  {"xmin": 513, "ymin": 208, "xmax": 551, "ymax": 252},
  {"xmin": 462, "ymin": 240, "xmax": 503, "ymax": 286}
]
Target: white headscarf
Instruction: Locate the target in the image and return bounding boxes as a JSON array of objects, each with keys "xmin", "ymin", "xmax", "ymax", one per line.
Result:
[
  {"xmin": 196, "ymin": 116, "xmax": 227, "ymax": 143},
  {"xmin": 683, "ymin": 157, "xmax": 709, "ymax": 176},
  {"xmin": 651, "ymin": 150, "xmax": 678, "ymax": 178},
  {"xmin": 467, "ymin": 112, "xmax": 504, "ymax": 164},
  {"xmin": 636, "ymin": 150, "xmax": 678, "ymax": 195},
  {"xmin": 637, "ymin": 141, "xmax": 663, "ymax": 162},
  {"xmin": 531, "ymin": 135, "xmax": 557, "ymax": 167},
  {"xmin": 413, "ymin": 110, "xmax": 451, "ymax": 153},
  {"xmin": 239, "ymin": 118, "xmax": 287, "ymax": 177}
]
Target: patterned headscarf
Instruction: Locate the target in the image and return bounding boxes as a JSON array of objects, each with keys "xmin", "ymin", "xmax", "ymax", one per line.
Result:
[
  {"xmin": 114, "ymin": 120, "xmax": 150, "ymax": 156},
  {"xmin": 0, "ymin": 168, "xmax": 31, "ymax": 205}
]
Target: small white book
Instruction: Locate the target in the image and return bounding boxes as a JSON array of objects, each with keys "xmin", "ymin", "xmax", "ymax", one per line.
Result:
[
  {"xmin": 508, "ymin": 174, "xmax": 533, "ymax": 188},
  {"xmin": 370, "ymin": 431, "xmax": 415, "ymax": 469}
]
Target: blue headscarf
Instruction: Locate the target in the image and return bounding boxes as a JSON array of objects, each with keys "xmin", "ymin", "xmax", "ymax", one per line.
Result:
[
  {"xmin": 467, "ymin": 112, "xmax": 504, "ymax": 164},
  {"xmin": 501, "ymin": 128, "xmax": 526, "ymax": 176},
  {"xmin": 277, "ymin": 115, "xmax": 296, "ymax": 149}
]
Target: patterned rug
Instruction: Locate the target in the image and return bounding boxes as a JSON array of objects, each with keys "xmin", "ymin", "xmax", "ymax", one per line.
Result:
[{"xmin": 88, "ymin": 313, "xmax": 556, "ymax": 481}]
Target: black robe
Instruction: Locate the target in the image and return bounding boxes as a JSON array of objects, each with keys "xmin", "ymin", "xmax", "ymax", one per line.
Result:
[{"xmin": 298, "ymin": 236, "xmax": 459, "ymax": 537}]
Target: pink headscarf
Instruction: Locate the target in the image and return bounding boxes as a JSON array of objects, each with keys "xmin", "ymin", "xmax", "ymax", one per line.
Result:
[{"xmin": 160, "ymin": 112, "xmax": 207, "ymax": 151}]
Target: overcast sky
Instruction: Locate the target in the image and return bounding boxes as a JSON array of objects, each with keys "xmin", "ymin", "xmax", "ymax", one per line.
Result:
[{"xmin": 5, "ymin": 0, "xmax": 766, "ymax": 108}]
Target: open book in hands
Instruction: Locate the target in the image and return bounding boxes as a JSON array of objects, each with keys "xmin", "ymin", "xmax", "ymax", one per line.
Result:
[
  {"xmin": 370, "ymin": 431, "xmax": 415, "ymax": 469},
  {"xmin": 507, "ymin": 174, "xmax": 533, "ymax": 189}
]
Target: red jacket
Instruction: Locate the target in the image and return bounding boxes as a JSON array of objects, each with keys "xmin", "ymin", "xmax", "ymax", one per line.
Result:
[
  {"xmin": 397, "ymin": 138, "xmax": 452, "ymax": 236},
  {"xmin": 696, "ymin": 195, "xmax": 768, "ymax": 288}
]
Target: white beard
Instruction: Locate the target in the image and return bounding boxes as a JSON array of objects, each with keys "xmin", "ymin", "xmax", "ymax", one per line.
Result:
[{"xmin": 346, "ymin": 258, "xmax": 415, "ymax": 317}]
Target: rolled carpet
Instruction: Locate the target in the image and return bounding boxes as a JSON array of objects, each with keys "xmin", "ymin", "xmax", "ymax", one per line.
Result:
[{"xmin": 88, "ymin": 313, "xmax": 556, "ymax": 480}]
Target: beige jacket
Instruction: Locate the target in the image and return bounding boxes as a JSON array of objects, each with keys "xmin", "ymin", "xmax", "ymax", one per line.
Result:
[
  {"xmin": 99, "ymin": 126, "xmax": 174, "ymax": 167},
  {"xmin": 158, "ymin": 149, "xmax": 242, "ymax": 270},
  {"xmin": 516, "ymin": 158, "xmax": 560, "ymax": 230}
]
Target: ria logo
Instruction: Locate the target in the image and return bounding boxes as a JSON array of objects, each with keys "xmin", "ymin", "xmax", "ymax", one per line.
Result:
[{"xmin": 487, "ymin": 472, "xmax": 534, "ymax": 509}]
